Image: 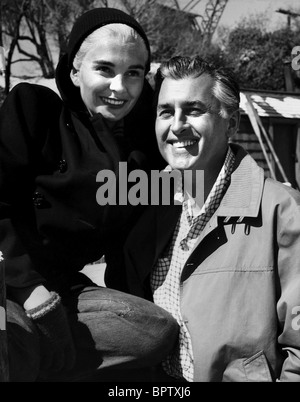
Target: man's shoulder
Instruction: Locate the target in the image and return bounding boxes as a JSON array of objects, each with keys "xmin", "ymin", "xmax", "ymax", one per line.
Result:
[{"xmin": 264, "ymin": 177, "xmax": 300, "ymax": 206}]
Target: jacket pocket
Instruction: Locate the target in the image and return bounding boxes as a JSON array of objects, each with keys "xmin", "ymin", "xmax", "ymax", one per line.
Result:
[
  {"xmin": 243, "ymin": 351, "xmax": 273, "ymax": 382},
  {"xmin": 223, "ymin": 351, "xmax": 273, "ymax": 382}
]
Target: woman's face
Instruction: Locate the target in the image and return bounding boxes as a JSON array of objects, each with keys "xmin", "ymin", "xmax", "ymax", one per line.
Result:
[{"xmin": 70, "ymin": 33, "xmax": 148, "ymax": 122}]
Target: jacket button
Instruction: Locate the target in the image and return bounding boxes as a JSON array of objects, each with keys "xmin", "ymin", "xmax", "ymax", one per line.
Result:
[
  {"xmin": 32, "ymin": 192, "xmax": 46, "ymax": 208},
  {"xmin": 58, "ymin": 159, "xmax": 67, "ymax": 173}
]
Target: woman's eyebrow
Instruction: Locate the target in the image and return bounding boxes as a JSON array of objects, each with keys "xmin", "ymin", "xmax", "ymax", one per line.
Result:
[
  {"xmin": 129, "ymin": 64, "xmax": 145, "ymax": 71},
  {"xmin": 92, "ymin": 60, "xmax": 145, "ymax": 71},
  {"xmin": 93, "ymin": 60, "xmax": 114, "ymax": 67}
]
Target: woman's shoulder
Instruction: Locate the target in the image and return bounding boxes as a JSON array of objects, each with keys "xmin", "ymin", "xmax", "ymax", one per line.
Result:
[
  {"xmin": 8, "ymin": 82, "xmax": 61, "ymax": 106},
  {"xmin": 1, "ymin": 82, "xmax": 62, "ymax": 126}
]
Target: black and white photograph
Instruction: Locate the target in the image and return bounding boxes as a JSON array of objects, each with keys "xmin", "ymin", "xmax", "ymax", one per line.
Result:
[{"xmin": 0, "ymin": 0, "xmax": 300, "ymax": 387}]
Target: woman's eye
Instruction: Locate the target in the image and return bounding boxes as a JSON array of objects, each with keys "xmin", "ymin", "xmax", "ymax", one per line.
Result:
[
  {"xmin": 127, "ymin": 70, "xmax": 142, "ymax": 78},
  {"xmin": 96, "ymin": 66, "xmax": 111, "ymax": 74}
]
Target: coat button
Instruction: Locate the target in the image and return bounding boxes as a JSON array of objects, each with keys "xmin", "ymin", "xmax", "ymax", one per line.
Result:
[
  {"xmin": 32, "ymin": 192, "xmax": 46, "ymax": 208},
  {"xmin": 58, "ymin": 159, "xmax": 67, "ymax": 173}
]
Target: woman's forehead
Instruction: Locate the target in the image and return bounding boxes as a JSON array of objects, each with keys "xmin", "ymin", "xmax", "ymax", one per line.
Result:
[
  {"xmin": 85, "ymin": 30, "xmax": 148, "ymax": 63},
  {"xmin": 84, "ymin": 37, "xmax": 148, "ymax": 67}
]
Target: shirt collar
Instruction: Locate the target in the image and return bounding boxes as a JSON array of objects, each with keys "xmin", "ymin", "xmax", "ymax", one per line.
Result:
[{"xmin": 166, "ymin": 146, "xmax": 236, "ymax": 218}]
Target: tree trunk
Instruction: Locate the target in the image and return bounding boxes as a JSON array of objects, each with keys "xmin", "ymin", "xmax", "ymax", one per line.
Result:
[{"xmin": 35, "ymin": 26, "xmax": 55, "ymax": 78}]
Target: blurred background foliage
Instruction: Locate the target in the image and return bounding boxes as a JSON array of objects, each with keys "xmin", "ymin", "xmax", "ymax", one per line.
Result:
[{"xmin": 0, "ymin": 0, "xmax": 299, "ymax": 96}]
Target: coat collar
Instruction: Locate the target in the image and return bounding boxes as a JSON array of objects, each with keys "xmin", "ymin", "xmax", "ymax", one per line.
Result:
[{"xmin": 217, "ymin": 144, "xmax": 265, "ymax": 219}]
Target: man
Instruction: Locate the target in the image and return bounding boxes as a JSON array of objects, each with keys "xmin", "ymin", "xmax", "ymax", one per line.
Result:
[{"xmin": 124, "ymin": 56, "xmax": 300, "ymax": 382}]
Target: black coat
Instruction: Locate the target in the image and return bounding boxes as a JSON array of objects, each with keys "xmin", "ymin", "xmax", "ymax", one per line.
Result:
[{"xmin": 0, "ymin": 63, "xmax": 163, "ymax": 295}]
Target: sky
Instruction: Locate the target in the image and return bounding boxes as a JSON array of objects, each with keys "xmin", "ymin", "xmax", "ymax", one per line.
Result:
[
  {"xmin": 177, "ymin": 0, "xmax": 300, "ymax": 32},
  {"xmin": 3, "ymin": 0, "xmax": 300, "ymax": 79},
  {"xmin": 107, "ymin": 0, "xmax": 300, "ymax": 31}
]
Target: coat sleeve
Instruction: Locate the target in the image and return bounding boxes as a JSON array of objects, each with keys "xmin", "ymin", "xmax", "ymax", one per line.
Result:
[
  {"xmin": 276, "ymin": 186, "xmax": 300, "ymax": 381},
  {"xmin": 0, "ymin": 83, "xmax": 61, "ymax": 289}
]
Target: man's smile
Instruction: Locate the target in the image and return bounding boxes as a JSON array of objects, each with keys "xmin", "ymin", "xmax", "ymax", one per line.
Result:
[{"xmin": 167, "ymin": 139, "xmax": 199, "ymax": 149}]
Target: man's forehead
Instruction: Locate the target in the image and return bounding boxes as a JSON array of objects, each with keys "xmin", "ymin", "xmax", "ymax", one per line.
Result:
[{"xmin": 158, "ymin": 74, "xmax": 215, "ymax": 104}]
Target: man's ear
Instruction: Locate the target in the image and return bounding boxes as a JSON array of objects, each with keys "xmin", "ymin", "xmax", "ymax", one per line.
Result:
[
  {"xmin": 70, "ymin": 68, "xmax": 80, "ymax": 87},
  {"xmin": 227, "ymin": 110, "xmax": 240, "ymax": 138}
]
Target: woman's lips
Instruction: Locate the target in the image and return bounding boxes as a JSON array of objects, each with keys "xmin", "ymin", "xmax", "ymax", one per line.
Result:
[{"xmin": 101, "ymin": 97, "xmax": 127, "ymax": 107}]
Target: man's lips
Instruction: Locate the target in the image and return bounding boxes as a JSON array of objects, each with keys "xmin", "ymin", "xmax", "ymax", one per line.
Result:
[
  {"xmin": 101, "ymin": 97, "xmax": 127, "ymax": 107},
  {"xmin": 168, "ymin": 139, "xmax": 199, "ymax": 148}
]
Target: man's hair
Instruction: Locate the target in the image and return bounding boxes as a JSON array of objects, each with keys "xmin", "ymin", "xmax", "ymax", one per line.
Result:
[{"xmin": 154, "ymin": 55, "xmax": 240, "ymax": 118}]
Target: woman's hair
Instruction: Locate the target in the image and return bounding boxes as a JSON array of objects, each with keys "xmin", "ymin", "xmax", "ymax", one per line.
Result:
[
  {"xmin": 73, "ymin": 23, "xmax": 149, "ymax": 70},
  {"xmin": 154, "ymin": 55, "xmax": 240, "ymax": 118}
]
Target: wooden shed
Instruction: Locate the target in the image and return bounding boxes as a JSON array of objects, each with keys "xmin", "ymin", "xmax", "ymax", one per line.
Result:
[{"xmin": 230, "ymin": 89, "xmax": 300, "ymax": 189}]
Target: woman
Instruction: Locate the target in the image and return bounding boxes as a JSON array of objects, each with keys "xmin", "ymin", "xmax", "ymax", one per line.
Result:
[{"xmin": 0, "ymin": 8, "xmax": 178, "ymax": 381}]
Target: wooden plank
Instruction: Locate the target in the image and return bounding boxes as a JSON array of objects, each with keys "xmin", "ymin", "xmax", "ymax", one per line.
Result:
[
  {"xmin": 244, "ymin": 94, "xmax": 277, "ymax": 180},
  {"xmin": 257, "ymin": 117, "xmax": 290, "ymax": 184},
  {"xmin": 241, "ymin": 143, "xmax": 271, "ymax": 152},
  {"xmin": 0, "ymin": 254, "xmax": 9, "ymax": 382},
  {"xmin": 245, "ymin": 94, "xmax": 290, "ymax": 184},
  {"xmin": 233, "ymin": 132, "xmax": 258, "ymax": 142}
]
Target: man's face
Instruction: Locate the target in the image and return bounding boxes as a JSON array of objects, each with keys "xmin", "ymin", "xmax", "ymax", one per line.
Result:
[
  {"xmin": 155, "ymin": 74, "xmax": 236, "ymax": 172},
  {"xmin": 70, "ymin": 34, "xmax": 147, "ymax": 121}
]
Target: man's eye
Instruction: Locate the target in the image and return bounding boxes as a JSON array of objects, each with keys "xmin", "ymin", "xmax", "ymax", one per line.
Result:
[
  {"xmin": 158, "ymin": 110, "xmax": 173, "ymax": 118},
  {"xmin": 187, "ymin": 108, "xmax": 205, "ymax": 116}
]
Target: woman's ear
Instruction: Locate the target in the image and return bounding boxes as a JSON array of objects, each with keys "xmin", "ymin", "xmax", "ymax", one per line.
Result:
[{"xmin": 70, "ymin": 68, "xmax": 80, "ymax": 87}]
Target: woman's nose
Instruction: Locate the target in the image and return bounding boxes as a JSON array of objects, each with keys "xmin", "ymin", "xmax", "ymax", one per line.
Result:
[{"xmin": 110, "ymin": 75, "xmax": 126, "ymax": 93}]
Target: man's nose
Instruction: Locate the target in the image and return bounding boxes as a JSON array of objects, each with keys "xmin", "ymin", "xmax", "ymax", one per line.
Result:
[
  {"xmin": 171, "ymin": 113, "xmax": 189, "ymax": 135},
  {"xmin": 110, "ymin": 74, "xmax": 126, "ymax": 93}
]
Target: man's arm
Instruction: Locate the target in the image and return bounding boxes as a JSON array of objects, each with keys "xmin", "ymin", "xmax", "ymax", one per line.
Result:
[{"xmin": 276, "ymin": 187, "xmax": 300, "ymax": 381}]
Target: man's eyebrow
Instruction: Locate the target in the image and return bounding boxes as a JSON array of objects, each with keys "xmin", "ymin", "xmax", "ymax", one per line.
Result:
[
  {"xmin": 157, "ymin": 100, "xmax": 210, "ymax": 110},
  {"xmin": 93, "ymin": 60, "xmax": 145, "ymax": 70},
  {"xmin": 184, "ymin": 100, "xmax": 210, "ymax": 109},
  {"xmin": 157, "ymin": 102, "xmax": 173, "ymax": 111}
]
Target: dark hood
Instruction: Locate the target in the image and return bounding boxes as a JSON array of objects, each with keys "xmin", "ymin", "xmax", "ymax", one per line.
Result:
[
  {"xmin": 55, "ymin": 53, "xmax": 87, "ymax": 113},
  {"xmin": 55, "ymin": 53, "xmax": 165, "ymax": 170}
]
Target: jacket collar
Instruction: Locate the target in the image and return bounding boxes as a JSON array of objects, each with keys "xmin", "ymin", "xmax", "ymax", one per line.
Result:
[{"xmin": 217, "ymin": 144, "xmax": 265, "ymax": 219}]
